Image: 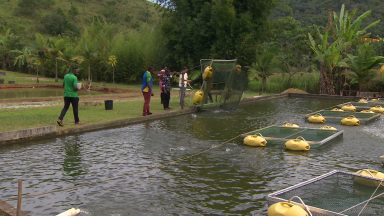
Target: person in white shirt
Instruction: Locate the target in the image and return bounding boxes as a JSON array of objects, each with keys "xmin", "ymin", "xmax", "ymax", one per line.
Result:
[{"xmin": 179, "ymin": 66, "xmax": 190, "ymax": 109}]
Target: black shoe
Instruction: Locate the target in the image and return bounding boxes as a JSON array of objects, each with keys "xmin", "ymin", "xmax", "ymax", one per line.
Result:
[
  {"xmin": 147, "ymin": 112, "xmax": 153, "ymax": 115},
  {"xmin": 57, "ymin": 120, "xmax": 63, "ymax": 127}
]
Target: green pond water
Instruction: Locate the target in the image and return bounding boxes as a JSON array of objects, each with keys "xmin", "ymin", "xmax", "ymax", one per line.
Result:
[
  {"xmin": 0, "ymin": 88, "xmax": 100, "ymax": 99},
  {"xmin": 0, "ymin": 97, "xmax": 384, "ymax": 215}
]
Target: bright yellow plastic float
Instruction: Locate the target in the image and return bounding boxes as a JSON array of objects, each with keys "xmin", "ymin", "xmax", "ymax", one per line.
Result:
[
  {"xmin": 341, "ymin": 103, "xmax": 356, "ymax": 112},
  {"xmin": 284, "ymin": 137, "xmax": 310, "ymax": 151},
  {"xmin": 307, "ymin": 113, "xmax": 325, "ymax": 124},
  {"xmin": 340, "ymin": 115, "xmax": 360, "ymax": 126},
  {"xmin": 282, "ymin": 122, "xmax": 300, "ymax": 128},
  {"xmin": 369, "ymin": 105, "xmax": 384, "ymax": 113},
  {"xmin": 320, "ymin": 125, "xmax": 337, "ymax": 131},
  {"xmin": 358, "ymin": 98, "xmax": 368, "ymax": 104},
  {"xmin": 243, "ymin": 133, "xmax": 267, "ymax": 147},
  {"xmin": 192, "ymin": 90, "xmax": 204, "ymax": 105},
  {"xmin": 268, "ymin": 202, "xmax": 308, "ymax": 216},
  {"xmin": 203, "ymin": 66, "xmax": 213, "ymax": 80},
  {"xmin": 354, "ymin": 169, "xmax": 384, "ymax": 187},
  {"xmin": 360, "ymin": 110, "xmax": 375, "ymax": 113},
  {"xmin": 331, "ymin": 108, "xmax": 344, "ymax": 112}
]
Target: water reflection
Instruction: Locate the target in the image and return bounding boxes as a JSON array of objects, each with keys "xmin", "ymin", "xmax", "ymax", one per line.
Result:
[{"xmin": 62, "ymin": 136, "xmax": 86, "ymax": 177}]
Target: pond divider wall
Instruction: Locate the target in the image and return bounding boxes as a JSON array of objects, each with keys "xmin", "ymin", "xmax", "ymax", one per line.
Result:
[{"xmin": 0, "ymin": 93, "xmax": 359, "ymax": 146}]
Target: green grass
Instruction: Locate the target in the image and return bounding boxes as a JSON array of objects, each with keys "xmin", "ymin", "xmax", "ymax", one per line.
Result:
[
  {"xmin": 0, "ymin": 70, "xmax": 63, "ymax": 85},
  {"xmin": 0, "ymin": 95, "xmax": 187, "ymax": 132},
  {"xmin": 248, "ymin": 72, "xmax": 320, "ymax": 93},
  {"xmin": 0, "ymin": 69, "xmax": 141, "ymax": 91}
]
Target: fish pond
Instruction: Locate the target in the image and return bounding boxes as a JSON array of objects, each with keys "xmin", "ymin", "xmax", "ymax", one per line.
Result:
[{"xmin": 1, "ymin": 97, "xmax": 384, "ymax": 215}]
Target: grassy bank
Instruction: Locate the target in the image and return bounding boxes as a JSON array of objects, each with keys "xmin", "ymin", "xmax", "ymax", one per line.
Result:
[
  {"xmin": 248, "ymin": 72, "xmax": 319, "ymax": 93},
  {"xmin": 1, "ymin": 96, "xmax": 188, "ymax": 132}
]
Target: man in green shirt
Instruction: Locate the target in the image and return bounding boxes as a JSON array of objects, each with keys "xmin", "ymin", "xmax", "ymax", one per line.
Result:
[{"xmin": 57, "ymin": 67, "xmax": 80, "ymax": 126}]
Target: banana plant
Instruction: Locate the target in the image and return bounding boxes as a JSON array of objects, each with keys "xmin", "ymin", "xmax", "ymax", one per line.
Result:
[{"xmin": 345, "ymin": 44, "xmax": 384, "ymax": 92}]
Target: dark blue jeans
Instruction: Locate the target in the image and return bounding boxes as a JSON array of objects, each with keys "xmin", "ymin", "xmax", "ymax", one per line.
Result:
[{"xmin": 59, "ymin": 97, "xmax": 79, "ymax": 123}]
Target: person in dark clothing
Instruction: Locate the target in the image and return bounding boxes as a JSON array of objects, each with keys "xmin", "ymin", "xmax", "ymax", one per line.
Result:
[
  {"xmin": 160, "ymin": 68, "xmax": 172, "ymax": 109},
  {"xmin": 57, "ymin": 66, "xmax": 80, "ymax": 126}
]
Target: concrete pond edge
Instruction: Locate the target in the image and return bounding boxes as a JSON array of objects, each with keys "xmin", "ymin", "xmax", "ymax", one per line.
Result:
[{"xmin": 0, "ymin": 93, "xmax": 360, "ymax": 146}]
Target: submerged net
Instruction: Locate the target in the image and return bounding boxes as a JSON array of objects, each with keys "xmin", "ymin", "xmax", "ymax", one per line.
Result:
[
  {"xmin": 197, "ymin": 59, "xmax": 247, "ymax": 110},
  {"xmin": 268, "ymin": 171, "xmax": 384, "ymax": 216}
]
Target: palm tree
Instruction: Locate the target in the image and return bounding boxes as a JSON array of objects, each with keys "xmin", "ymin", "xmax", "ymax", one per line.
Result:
[
  {"xmin": 47, "ymin": 37, "xmax": 66, "ymax": 82},
  {"xmin": 346, "ymin": 44, "xmax": 384, "ymax": 93},
  {"xmin": 12, "ymin": 47, "xmax": 34, "ymax": 72},
  {"xmin": 251, "ymin": 45, "xmax": 276, "ymax": 94},
  {"xmin": 107, "ymin": 55, "xmax": 117, "ymax": 84}
]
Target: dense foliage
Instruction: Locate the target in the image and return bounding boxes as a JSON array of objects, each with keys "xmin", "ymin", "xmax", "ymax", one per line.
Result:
[
  {"xmin": 157, "ymin": 0, "xmax": 274, "ymax": 68},
  {"xmin": 0, "ymin": 0, "xmax": 165, "ymax": 84}
]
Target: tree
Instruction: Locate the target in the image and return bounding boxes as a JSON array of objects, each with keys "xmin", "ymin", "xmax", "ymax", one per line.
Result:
[
  {"xmin": 251, "ymin": 44, "xmax": 277, "ymax": 94},
  {"xmin": 157, "ymin": 0, "xmax": 274, "ymax": 68},
  {"xmin": 268, "ymin": 16, "xmax": 311, "ymax": 88},
  {"xmin": 12, "ymin": 47, "xmax": 34, "ymax": 73},
  {"xmin": 107, "ymin": 55, "xmax": 117, "ymax": 84},
  {"xmin": 345, "ymin": 44, "xmax": 384, "ymax": 92},
  {"xmin": 308, "ymin": 4, "xmax": 379, "ymax": 95},
  {"xmin": 0, "ymin": 29, "xmax": 20, "ymax": 70},
  {"xmin": 40, "ymin": 9, "xmax": 73, "ymax": 35}
]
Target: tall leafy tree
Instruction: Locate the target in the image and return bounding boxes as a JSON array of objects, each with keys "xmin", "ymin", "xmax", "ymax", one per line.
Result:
[
  {"xmin": 157, "ymin": 0, "xmax": 274, "ymax": 68},
  {"xmin": 308, "ymin": 4, "xmax": 379, "ymax": 95},
  {"xmin": 0, "ymin": 29, "xmax": 20, "ymax": 70},
  {"xmin": 251, "ymin": 44, "xmax": 277, "ymax": 94},
  {"xmin": 345, "ymin": 44, "xmax": 384, "ymax": 92}
]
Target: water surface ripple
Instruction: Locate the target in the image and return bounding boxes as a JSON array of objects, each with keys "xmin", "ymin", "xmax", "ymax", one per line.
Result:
[{"xmin": 1, "ymin": 98, "xmax": 384, "ymax": 215}]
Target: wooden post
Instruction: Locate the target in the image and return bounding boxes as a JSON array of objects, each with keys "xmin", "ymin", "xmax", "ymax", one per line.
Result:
[{"xmin": 16, "ymin": 179, "xmax": 22, "ymax": 216}]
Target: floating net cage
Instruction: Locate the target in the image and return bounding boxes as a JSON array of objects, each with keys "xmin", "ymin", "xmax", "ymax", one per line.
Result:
[
  {"xmin": 242, "ymin": 126, "xmax": 343, "ymax": 148},
  {"xmin": 337, "ymin": 102, "xmax": 384, "ymax": 112},
  {"xmin": 197, "ymin": 59, "xmax": 247, "ymax": 110},
  {"xmin": 267, "ymin": 170, "xmax": 384, "ymax": 216},
  {"xmin": 305, "ymin": 110, "xmax": 380, "ymax": 125}
]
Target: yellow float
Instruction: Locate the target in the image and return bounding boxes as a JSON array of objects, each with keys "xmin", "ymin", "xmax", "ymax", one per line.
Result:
[
  {"xmin": 284, "ymin": 137, "xmax": 310, "ymax": 151},
  {"xmin": 282, "ymin": 122, "xmax": 300, "ymax": 128},
  {"xmin": 370, "ymin": 98, "xmax": 380, "ymax": 102},
  {"xmin": 331, "ymin": 108, "xmax": 344, "ymax": 112},
  {"xmin": 320, "ymin": 125, "xmax": 337, "ymax": 131},
  {"xmin": 243, "ymin": 133, "xmax": 267, "ymax": 147},
  {"xmin": 358, "ymin": 98, "xmax": 368, "ymax": 104},
  {"xmin": 341, "ymin": 104, "xmax": 356, "ymax": 112},
  {"xmin": 307, "ymin": 113, "xmax": 325, "ymax": 124},
  {"xmin": 354, "ymin": 169, "xmax": 384, "ymax": 187},
  {"xmin": 268, "ymin": 202, "xmax": 308, "ymax": 216},
  {"xmin": 203, "ymin": 66, "xmax": 213, "ymax": 80},
  {"xmin": 360, "ymin": 110, "xmax": 374, "ymax": 113},
  {"xmin": 369, "ymin": 105, "xmax": 384, "ymax": 113},
  {"xmin": 192, "ymin": 90, "xmax": 204, "ymax": 105},
  {"xmin": 340, "ymin": 115, "xmax": 360, "ymax": 126}
]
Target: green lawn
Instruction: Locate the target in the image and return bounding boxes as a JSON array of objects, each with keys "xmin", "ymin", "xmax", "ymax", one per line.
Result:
[
  {"xmin": 1, "ymin": 96, "xmax": 186, "ymax": 132},
  {"xmin": 0, "ymin": 70, "xmax": 263, "ymax": 133}
]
